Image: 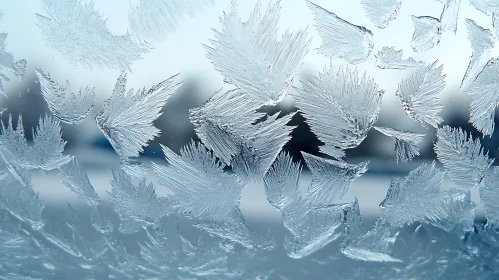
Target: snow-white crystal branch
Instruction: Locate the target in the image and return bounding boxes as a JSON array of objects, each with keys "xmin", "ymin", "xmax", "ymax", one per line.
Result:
[
  {"xmin": 373, "ymin": 126, "xmax": 425, "ymax": 163},
  {"xmin": 361, "ymin": 0, "xmax": 401, "ymax": 29},
  {"xmin": 411, "ymin": 16, "xmax": 441, "ymax": 52}
]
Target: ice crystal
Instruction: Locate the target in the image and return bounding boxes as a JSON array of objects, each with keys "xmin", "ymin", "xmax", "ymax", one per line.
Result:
[
  {"xmin": 374, "ymin": 46, "xmax": 422, "ymax": 69},
  {"xmin": 263, "ymin": 152, "xmax": 301, "ymax": 209},
  {"xmin": 396, "ymin": 61, "xmax": 446, "ymax": 128},
  {"xmin": 411, "ymin": 16, "xmax": 441, "ymax": 52},
  {"xmin": 481, "ymin": 167, "xmax": 499, "ymax": 225},
  {"xmin": 469, "ymin": 0, "xmax": 499, "ymax": 15},
  {"xmin": 294, "ymin": 65, "xmax": 384, "ymax": 158},
  {"xmin": 36, "ymin": 69, "xmax": 95, "ymax": 125},
  {"xmin": 373, "ymin": 126, "xmax": 425, "ymax": 163},
  {"xmin": 0, "ymin": 33, "xmax": 27, "ymax": 96},
  {"xmin": 361, "ymin": 0, "xmax": 402, "ymax": 29},
  {"xmin": 58, "ymin": 157, "xmax": 100, "ymax": 207},
  {"xmin": 307, "ymin": 1, "xmax": 374, "ymax": 64},
  {"xmin": 435, "ymin": 126, "xmax": 494, "ymax": 188},
  {"xmin": 120, "ymin": 159, "xmax": 148, "ymax": 179},
  {"xmin": 439, "ymin": 0, "xmax": 461, "ymax": 33}
]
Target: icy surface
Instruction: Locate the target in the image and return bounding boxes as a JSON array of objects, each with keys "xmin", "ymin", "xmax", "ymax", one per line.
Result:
[
  {"xmin": 411, "ymin": 16, "xmax": 441, "ymax": 52},
  {"xmin": 58, "ymin": 157, "xmax": 100, "ymax": 207},
  {"xmin": 361, "ymin": 0, "xmax": 402, "ymax": 29},
  {"xmin": 373, "ymin": 126, "xmax": 425, "ymax": 163},
  {"xmin": 470, "ymin": 0, "xmax": 499, "ymax": 15},
  {"xmin": 439, "ymin": 0, "xmax": 461, "ymax": 33},
  {"xmin": 0, "ymin": 33, "xmax": 26, "ymax": 96},
  {"xmin": 481, "ymin": 167, "xmax": 499, "ymax": 225},
  {"xmin": 374, "ymin": 46, "xmax": 421, "ymax": 69}
]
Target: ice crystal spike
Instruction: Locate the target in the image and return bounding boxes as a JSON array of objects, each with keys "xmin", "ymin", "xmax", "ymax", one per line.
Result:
[
  {"xmin": 396, "ymin": 61, "xmax": 446, "ymax": 128},
  {"xmin": 36, "ymin": 0, "xmax": 147, "ymax": 70},
  {"xmin": 95, "ymin": 71, "xmax": 181, "ymax": 159},
  {"xmin": 411, "ymin": 16, "xmax": 441, "ymax": 52},
  {"xmin": 361, "ymin": 0, "xmax": 402, "ymax": 29},
  {"xmin": 205, "ymin": 0, "xmax": 310, "ymax": 106},
  {"xmin": 466, "ymin": 59, "xmax": 499, "ymax": 136},
  {"xmin": 153, "ymin": 142, "xmax": 245, "ymax": 221},
  {"xmin": 36, "ymin": 69, "xmax": 95, "ymax": 125},
  {"xmin": 129, "ymin": 0, "xmax": 215, "ymax": 44},
  {"xmin": 302, "ymin": 152, "xmax": 368, "ymax": 206},
  {"xmin": 58, "ymin": 157, "xmax": 100, "ymax": 207},
  {"xmin": 373, "ymin": 126, "xmax": 425, "ymax": 163},
  {"xmin": 293, "ymin": 65, "xmax": 384, "ymax": 158},
  {"xmin": 374, "ymin": 46, "xmax": 422, "ymax": 69},
  {"xmin": 307, "ymin": 1, "xmax": 374, "ymax": 64},
  {"xmin": 481, "ymin": 167, "xmax": 499, "ymax": 225},
  {"xmin": 435, "ymin": 126, "xmax": 494, "ymax": 188},
  {"xmin": 439, "ymin": 0, "xmax": 461, "ymax": 33},
  {"xmin": 461, "ymin": 19, "xmax": 494, "ymax": 90},
  {"xmin": 108, "ymin": 169, "xmax": 172, "ymax": 233},
  {"xmin": 0, "ymin": 33, "xmax": 27, "ymax": 96},
  {"xmin": 263, "ymin": 152, "xmax": 301, "ymax": 210}
]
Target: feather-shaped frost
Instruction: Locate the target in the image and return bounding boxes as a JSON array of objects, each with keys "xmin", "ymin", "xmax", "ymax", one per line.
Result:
[
  {"xmin": 373, "ymin": 126, "xmax": 425, "ymax": 163},
  {"xmin": 36, "ymin": 0, "xmax": 147, "ymax": 70},
  {"xmin": 307, "ymin": 1, "xmax": 374, "ymax": 64},
  {"xmin": 153, "ymin": 142, "xmax": 245, "ymax": 221},
  {"xmin": 411, "ymin": 16, "xmax": 441, "ymax": 52},
  {"xmin": 361, "ymin": 0, "xmax": 402, "ymax": 29},
  {"xmin": 0, "ymin": 33, "xmax": 27, "ymax": 96},
  {"xmin": 263, "ymin": 152, "xmax": 301, "ymax": 210},
  {"xmin": 439, "ymin": 0, "xmax": 461, "ymax": 33},
  {"xmin": 374, "ymin": 46, "xmax": 422, "ymax": 69},
  {"xmin": 36, "ymin": 69, "xmax": 95, "ymax": 125},
  {"xmin": 205, "ymin": 1, "xmax": 310, "ymax": 105},
  {"xmin": 58, "ymin": 157, "xmax": 100, "ymax": 207},
  {"xmin": 469, "ymin": 0, "xmax": 499, "ymax": 15},
  {"xmin": 95, "ymin": 72, "xmax": 181, "ymax": 159},
  {"xmin": 481, "ymin": 167, "xmax": 499, "ymax": 225},
  {"xmin": 120, "ymin": 159, "xmax": 148, "ymax": 179},
  {"xmin": 396, "ymin": 61, "xmax": 446, "ymax": 128},
  {"xmin": 293, "ymin": 65, "xmax": 384, "ymax": 158},
  {"xmin": 435, "ymin": 126, "xmax": 494, "ymax": 188}
]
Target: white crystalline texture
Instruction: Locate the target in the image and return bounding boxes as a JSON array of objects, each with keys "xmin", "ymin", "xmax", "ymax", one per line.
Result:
[
  {"xmin": 36, "ymin": 69, "xmax": 95, "ymax": 125},
  {"xmin": 470, "ymin": 0, "xmax": 499, "ymax": 15},
  {"xmin": 466, "ymin": 59, "xmax": 499, "ymax": 136},
  {"xmin": 461, "ymin": 19, "xmax": 494, "ymax": 90},
  {"xmin": 411, "ymin": 16, "xmax": 441, "ymax": 52},
  {"xmin": 129, "ymin": 0, "xmax": 214, "ymax": 44},
  {"xmin": 439, "ymin": 0, "xmax": 461, "ymax": 33},
  {"xmin": 95, "ymin": 71, "xmax": 181, "ymax": 159},
  {"xmin": 58, "ymin": 157, "xmax": 100, "ymax": 207},
  {"xmin": 435, "ymin": 126, "xmax": 494, "ymax": 188},
  {"xmin": 396, "ymin": 61, "xmax": 446, "ymax": 128},
  {"xmin": 374, "ymin": 46, "xmax": 422, "ymax": 69},
  {"xmin": 0, "ymin": 33, "xmax": 27, "ymax": 96},
  {"xmin": 153, "ymin": 142, "xmax": 245, "ymax": 221},
  {"xmin": 36, "ymin": 0, "xmax": 147, "ymax": 70},
  {"xmin": 205, "ymin": 1, "xmax": 310, "ymax": 105},
  {"xmin": 307, "ymin": 1, "xmax": 374, "ymax": 64},
  {"xmin": 263, "ymin": 152, "xmax": 301, "ymax": 210},
  {"xmin": 373, "ymin": 126, "xmax": 425, "ymax": 163},
  {"xmin": 361, "ymin": 0, "xmax": 401, "ymax": 29},
  {"xmin": 293, "ymin": 65, "xmax": 384, "ymax": 158},
  {"xmin": 481, "ymin": 167, "xmax": 499, "ymax": 225},
  {"xmin": 120, "ymin": 159, "xmax": 148, "ymax": 179}
]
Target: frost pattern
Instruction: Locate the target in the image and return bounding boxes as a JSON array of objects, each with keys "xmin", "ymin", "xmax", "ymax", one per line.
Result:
[
  {"xmin": 293, "ymin": 65, "xmax": 384, "ymax": 158},
  {"xmin": 439, "ymin": 0, "xmax": 461, "ymax": 33},
  {"xmin": 470, "ymin": 0, "xmax": 499, "ymax": 15},
  {"xmin": 411, "ymin": 16, "xmax": 441, "ymax": 52},
  {"xmin": 481, "ymin": 167, "xmax": 499, "ymax": 225},
  {"xmin": 205, "ymin": 1, "xmax": 310, "ymax": 105},
  {"xmin": 374, "ymin": 46, "xmax": 422, "ymax": 69},
  {"xmin": 36, "ymin": 69, "xmax": 95, "ymax": 125},
  {"xmin": 36, "ymin": 0, "xmax": 147, "ymax": 70},
  {"xmin": 435, "ymin": 126, "xmax": 494, "ymax": 188},
  {"xmin": 373, "ymin": 126, "xmax": 425, "ymax": 163},
  {"xmin": 396, "ymin": 61, "xmax": 446, "ymax": 128},
  {"xmin": 307, "ymin": 1, "xmax": 374, "ymax": 64},
  {"xmin": 0, "ymin": 33, "xmax": 27, "ymax": 96},
  {"xmin": 361, "ymin": 0, "xmax": 402, "ymax": 29},
  {"xmin": 58, "ymin": 157, "xmax": 100, "ymax": 207}
]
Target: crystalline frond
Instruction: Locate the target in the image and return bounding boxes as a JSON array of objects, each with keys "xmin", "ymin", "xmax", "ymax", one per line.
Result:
[
  {"xmin": 373, "ymin": 126, "xmax": 425, "ymax": 163},
  {"xmin": 108, "ymin": 169, "xmax": 172, "ymax": 233},
  {"xmin": 302, "ymin": 152, "xmax": 368, "ymax": 206},
  {"xmin": 307, "ymin": 1, "xmax": 374, "ymax": 64},
  {"xmin": 481, "ymin": 167, "xmax": 499, "ymax": 226},
  {"xmin": 435, "ymin": 126, "xmax": 494, "ymax": 188},
  {"xmin": 95, "ymin": 71, "xmax": 181, "ymax": 158},
  {"xmin": 120, "ymin": 159, "xmax": 149, "ymax": 179},
  {"xmin": 129, "ymin": 0, "xmax": 215, "ymax": 44},
  {"xmin": 0, "ymin": 33, "xmax": 27, "ymax": 96},
  {"xmin": 411, "ymin": 16, "xmax": 441, "ymax": 52},
  {"xmin": 396, "ymin": 60, "xmax": 446, "ymax": 128},
  {"xmin": 263, "ymin": 152, "xmax": 301, "ymax": 210},
  {"xmin": 293, "ymin": 65, "xmax": 384, "ymax": 158},
  {"xmin": 439, "ymin": 0, "xmax": 461, "ymax": 33},
  {"xmin": 153, "ymin": 141, "xmax": 245, "ymax": 221},
  {"xmin": 36, "ymin": 0, "xmax": 147, "ymax": 69},
  {"xmin": 205, "ymin": 0, "xmax": 311, "ymax": 105},
  {"xmin": 374, "ymin": 46, "xmax": 422, "ymax": 69},
  {"xmin": 469, "ymin": 0, "xmax": 499, "ymax": 15},
  {"xmin": 466, "ymin": 59, "xmax": 499, "ymax": 136},
  {"xmin": 140, "ymin": 214, "xmax": 184, "ymax": 266},
  {"xmin": 58, "ymin": 157, "xmax": 100, "ymax": 207},
  {"xmin": 35, "ymin": 68, "xmax": 95, "ymax": 125},
  {"xmin": 361, "ymin": 0, "xmax": 402, "ymax": 29}
]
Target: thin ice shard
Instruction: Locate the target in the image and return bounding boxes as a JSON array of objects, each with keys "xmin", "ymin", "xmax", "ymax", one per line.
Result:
[
  {"xmin": 0, "ymin": 33, "xmax": 27, "ymax": 96},
  {"xmin": 95, "ymin": 71, "xmax": 181, "ymax": 159},
  {"xmin": 411, "ymin": 16, "xmax": 441, "ymax": 52},
  {"xmin": 373, "ymin": 126, "xmax": 425, "ymax": 163},
  {"xmin": 374, "ymin": 46, "xmax": 422, "ymax": 69},
  {"xmin": 263, "ymin": 152, "xmax": 301, "ymax": 210},
  {"xmin": 293, "ymin": 65, "xmax": 384, "ymax": 158},
  {"xmin": 307, "ymin": 1, "xmax": 374, "ymax": 64},
  {"xmin": 439, "ymin": 0, "xmax": 461, "ymax": 33},
  {"xmin": 205, "ymin": 0, "xmax": 310, "ymax": 105},
  {"xmin": 435, "ymin": 126, "xmax": 494, "ymax": 188},
  {"xmin": 36, "ymin": 0, "xmax": 147, "ymax": 70},
  {"xmin": 361, "ymin": 0, "xmax": 402, "ymax": 29},
  {"xmin": 58, "ymin": 157, "xmax": 100, "ymax": 207},
  {"xmin": 396, "ymin": 61, "xmax": 446, "ymax": 128},
  {"xmin": 36, "ymin": 69, "xmax": 95, "ymax": 125},
  {"xmin": 481, "ymin": 167, "xmax": 499, "ymax": 225}
]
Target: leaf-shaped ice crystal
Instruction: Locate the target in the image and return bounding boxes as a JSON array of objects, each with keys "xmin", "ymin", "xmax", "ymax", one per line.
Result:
[
  {"xmin": 263, "ymin": 152, "xmax": 301, "ymax": 210},
  {"xmin": 36, "ymin": 0, "xmax": 147, "ymax": 70},
  {"xmin": 411, "ymin": 16, "xmax": 441, "ymax": 52},
  {"xmin": 373, "ymin": 126, "xmax": 425, "ymax": 163},
  {"xmin": 58, "ymin": 157, "xmax": 100, "ymax": 207},
  {"xmin": 361, "ymin": 0, "xmax": 402, "ymax": 29},
  {"xmin": 205, "ymin": 0, "xmax": 310, "ymax": 105},
  {"xmin": 481, "ymin": 167, "xmax": 499, "ymax": 225},
  {"xmin": 0, "ymin": 33, "xmax": 27, "ymax": 96},
  {"xmin": 95, "ymin": 71, "xmax": 181, "ymax": 159},
  {"xmin": 439, "ymin": 0, "xmax": 461, "ymax": 34},
  {"xmin": 293, "ymin": 65, "xmax": 384, "ymax": 158},
  {"xmin": 307, "ymin": 1, "xmax": 374, "ymax": 64},
  {"xmin": 396, "ymin": 61, "xmax": 446, "ymax": 128},
  {"xmin": 374, "ymin": 46, "xmax": 422, "ymax": 69},
  {"xmin": 36, "ymin": 69, "xmax": 95, "ymax": 125},
  {"xmin": 435, "ymin": 126, "xmax": 494, "ymax": 188}
]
